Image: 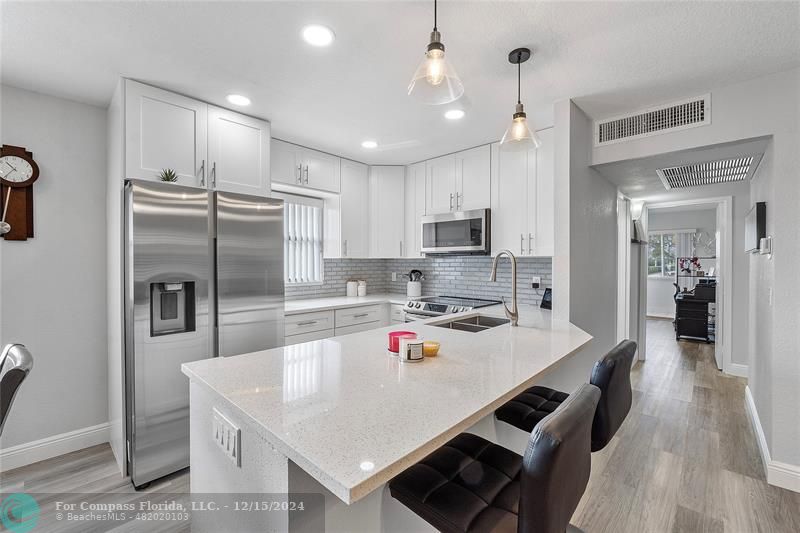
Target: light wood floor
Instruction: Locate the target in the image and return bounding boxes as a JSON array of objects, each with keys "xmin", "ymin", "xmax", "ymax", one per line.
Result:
[{"xmin": 2, "ymin": 318, "xmax": 799, "ymax": 532}]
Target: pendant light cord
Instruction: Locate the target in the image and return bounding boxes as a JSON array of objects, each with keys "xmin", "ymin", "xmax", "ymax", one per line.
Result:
[
  {"xmin": 517, "ymin": 54, "xmax": 522, "ymax": 104},
  {"xmin": 433, "ymin": 0, "xmax": 438, "ymax": 31}
]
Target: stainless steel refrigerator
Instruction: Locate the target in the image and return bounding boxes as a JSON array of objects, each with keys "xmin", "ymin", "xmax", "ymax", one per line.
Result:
[{"xmin": 123, "ymin": 179, "xmax": 284, "ymax": 488}]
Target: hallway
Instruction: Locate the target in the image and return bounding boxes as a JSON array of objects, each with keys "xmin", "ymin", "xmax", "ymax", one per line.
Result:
[{"xmin": 573, "ymin": 319, "xmax": 800, "ymax": 532}]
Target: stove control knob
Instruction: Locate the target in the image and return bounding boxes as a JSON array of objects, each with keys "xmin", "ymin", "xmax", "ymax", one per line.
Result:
[
  {"xmin": 416, "ymin": 303, "xmax": 422, "ymax": 309},
  {"xmin": 407, "ymin": 302, "xmax": 413, "ymax": 307}
]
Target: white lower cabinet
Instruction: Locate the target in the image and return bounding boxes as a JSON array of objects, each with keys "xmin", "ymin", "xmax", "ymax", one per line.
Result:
[
  {"xmin": 285, "ymin": 304, "xmax": 390, "ymax": 344},
  {"xmin": 285, "ymin": 328, "xmax": 335, "ymax": 346},
  {"xmin": 390, "ymin": 304, "xmax": 406, "ymax": 324},
  {"xmin": 490, "ymin": 127, "xmax": 554, "ymax": 257}
]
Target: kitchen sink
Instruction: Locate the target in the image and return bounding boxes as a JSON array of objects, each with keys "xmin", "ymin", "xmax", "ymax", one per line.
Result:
[{"xmin": 432, "ymin": 314, "xmax": 510, "ymax": 332}]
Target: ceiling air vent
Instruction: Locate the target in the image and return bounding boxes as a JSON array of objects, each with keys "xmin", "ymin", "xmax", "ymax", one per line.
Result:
[
  {"xmin": 656, "ymin": 155, "xmax": 762, "ymax": 190},
  {"xmin": 594, "ymin": 94, "xmax": 711, "ymax": 146}
]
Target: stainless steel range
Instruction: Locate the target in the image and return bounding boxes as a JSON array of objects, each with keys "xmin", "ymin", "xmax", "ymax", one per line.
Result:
[{"xmin": 403, "ymin": 296, "xmax": 502, "ymax": 321}]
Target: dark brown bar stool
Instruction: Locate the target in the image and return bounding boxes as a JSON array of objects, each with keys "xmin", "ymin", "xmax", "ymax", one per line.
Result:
[
  {"xmin": 389, "ymin": 383, "xmax": 600, "ymax": 533},
  {"xmin": 0, "ymin": 343, "xmax": 34, "ymax": 436},
  {"xmin": 495, "ymin": 340, "xmax": 636, "ymax": 451}
]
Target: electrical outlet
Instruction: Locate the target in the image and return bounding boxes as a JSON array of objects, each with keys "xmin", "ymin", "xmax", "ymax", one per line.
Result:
[
  {"xmin": 531, "ymin": 276, "xmax": 541, "ymax": 289},
  {"xmin": 391, "ymin": 272, "xmax": 397, "ymax": 282},
  {"xmin": 213, "ymin": 408, "xmax": 241, "ymax": 467}
]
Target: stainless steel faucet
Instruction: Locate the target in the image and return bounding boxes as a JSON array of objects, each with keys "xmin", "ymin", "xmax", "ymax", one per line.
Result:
[{"xmin": 489, "ymin": 249, "xmax": 519, "ymax": 326}]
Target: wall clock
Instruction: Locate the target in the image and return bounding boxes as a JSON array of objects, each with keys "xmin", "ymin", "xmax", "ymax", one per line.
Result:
[{"xmin": 0, "ymin": 145, "xmax": 39, "ymax": 240}]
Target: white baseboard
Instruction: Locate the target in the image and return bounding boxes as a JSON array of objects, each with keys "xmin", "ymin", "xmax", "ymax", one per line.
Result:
[
  {"xmin": 0, "ymin": 423, "xmax": 109, "ymax": 472},
  {"xmin": 725, "ymin": 362, "xmax": 749, "ymax": 378},
  {"xmin": 744, "ymin": 386, "xmax": 800, "ymax": 493}
]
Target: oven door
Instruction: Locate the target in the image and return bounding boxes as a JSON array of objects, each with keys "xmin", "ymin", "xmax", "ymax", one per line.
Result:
[{"xmin": 420, "ymin": 209, "xmax": 490, "ymax": 255}]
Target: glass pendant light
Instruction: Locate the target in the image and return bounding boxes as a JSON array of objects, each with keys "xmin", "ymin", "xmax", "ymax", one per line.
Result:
[
  {"xmin": 408, "ymin": 0, "xmax": 464, "ymax": 105},
  {"xmin": 500, "ymin": 48, "xmax": 541, "ymax": 151}
]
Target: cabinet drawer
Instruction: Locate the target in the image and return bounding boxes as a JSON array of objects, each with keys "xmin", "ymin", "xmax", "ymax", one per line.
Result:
[
  {"xmin": 335, "ymin": 304, "xmax": 385, "ymax": 328},
  {"xmin": 390, "ymin": 304, "xmax": 406, "ymax": 322},
  {"xmin": 285, "ymin": 310, "xmax": 334, "ymax": 336},
  {"xmin": 335, "ymin": 321, "xmax": 382, "ymax": 336},
  {"xmin": 284, "ymin": 328, "xmax": 334, "ymax": 346}
]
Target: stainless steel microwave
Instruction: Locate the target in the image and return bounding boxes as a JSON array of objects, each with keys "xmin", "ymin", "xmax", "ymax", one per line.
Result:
[{"xmin": 420, "ymin": 209, "xmax": 490, "ymax": 255}]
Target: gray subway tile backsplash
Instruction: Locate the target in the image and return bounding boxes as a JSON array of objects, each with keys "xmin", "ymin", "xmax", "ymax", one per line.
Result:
[{"xmin": 285, "ymin": 256, "xmax": 552, "ymax": 306}]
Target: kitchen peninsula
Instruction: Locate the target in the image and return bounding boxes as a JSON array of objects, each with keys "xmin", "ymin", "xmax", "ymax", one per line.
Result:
[{"xmin": 182, "ymin": 305, "xmax": 591, "ymax": 531}]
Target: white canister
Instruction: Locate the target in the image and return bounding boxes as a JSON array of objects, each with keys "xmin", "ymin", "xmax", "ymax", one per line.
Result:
[
  {"xmin": 407, "ymin": 281, "xmax": 422, "ymax": 298},
  {"xmin": 399, "ymin": 336, "xmax": 425, "ymax": 363},
  {"xmin": 346, "ymin": 281, "xmax": 358, "ymax": 297},
  {"xmin": 357, "ymin": 280, "xmax": 367, "ymax": 297}
]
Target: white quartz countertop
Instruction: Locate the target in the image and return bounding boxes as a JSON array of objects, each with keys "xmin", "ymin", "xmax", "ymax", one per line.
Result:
[
  {"xmin": 284, "ymin": 293, "xmax": 413, "ymax": 315},
  {"xmin": 182, "ymin": 304, "xmax": 592, "ymax": 504}
]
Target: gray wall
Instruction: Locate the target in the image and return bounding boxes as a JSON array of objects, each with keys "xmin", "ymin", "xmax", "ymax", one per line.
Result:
[
  {"xmin": 0, "ymin": 85, "xmax": 108, "ymax": 448},
  {"xmin": 284, "ymin": 257, "xmax": 553, "ymax": 307}
]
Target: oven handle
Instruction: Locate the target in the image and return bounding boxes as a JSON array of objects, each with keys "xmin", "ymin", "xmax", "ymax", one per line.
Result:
[{"xmin": 404, "ymin": 312, "xmax": 433, "ymax": 322}]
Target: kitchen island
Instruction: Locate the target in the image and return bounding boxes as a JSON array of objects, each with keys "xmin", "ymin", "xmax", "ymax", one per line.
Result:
[{"xmin": 182, "ymin": 304, "xmax": 591, "ymax": 532}]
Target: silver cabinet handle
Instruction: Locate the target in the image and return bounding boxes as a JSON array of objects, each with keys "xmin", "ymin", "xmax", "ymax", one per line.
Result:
[
  {"xmin": 449, "ymin": 193, "xmax": 454, "ymax": 210},
  {"xmin": 457, "ymin": 192, "xmax": 462, "ymax": 209},
  {"xmin": 528, "ymin": 233, "xmax": 533, "ymax": 255},
  {"xmin": 520, "ymin": 234, "xmax": 524, "ymax": 255},
  {"xmin": 343, "ymin": 239, "xmax": 348, "ymax": 257},
  {"xmin": 199, "ymin": 159, "xmax": 205, "ymax": 187},
  {"xmin": 353, "ymin": 313, "xmax": 369, "ymax": 318},
  {"xmin": 297, "ymin": 164, "xmax": 302, "ymax": 184},
  {"xmin": 400, "ymin": 240, "xmax": 403, "ymax": 256},
  {"xmin": 297, "ymin": 320, "xmax": 318, "ymax": 326},
  {"xmin": 304, "ymin": 165, "xmax": 309, "ymax": 184},
  {"xmin": 211, "ymin": 161, "xmax": 217, "ymax": 188}
]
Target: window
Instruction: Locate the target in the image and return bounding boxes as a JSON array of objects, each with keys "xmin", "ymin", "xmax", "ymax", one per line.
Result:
[
  {"xmin": 273, "ymin": 192, "xmax": 324, "ymax": 284},
  {"xmin": 647, "ymin": 230, "xmax": 695, "ymax": 277}
]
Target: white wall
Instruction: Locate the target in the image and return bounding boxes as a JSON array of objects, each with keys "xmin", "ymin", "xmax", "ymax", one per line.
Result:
[
  {"xmin": 545, "ymin": 100, "xmax": 619, "ymax": 392},
  {"xmin": 595, "ymin": 67, "xmax": 800, "ymax": 482},
  {"xmin": 0, "ymin": 85, "xmax": 108, "ymax": 450},
  {"xmin": 646, "ymin": 208, "xmax": 717, "ymax": 318}
]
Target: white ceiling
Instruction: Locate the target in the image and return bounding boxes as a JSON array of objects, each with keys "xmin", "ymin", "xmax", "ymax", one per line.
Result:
[{"xmin": 2, "ymin": 1, "xmax": 798, "ymax": 165}]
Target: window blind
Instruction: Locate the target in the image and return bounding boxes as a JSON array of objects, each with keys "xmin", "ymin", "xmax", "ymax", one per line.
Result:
[{"xmin": 274, "ymin": 193, "xmax": 324, "ymax": 284}]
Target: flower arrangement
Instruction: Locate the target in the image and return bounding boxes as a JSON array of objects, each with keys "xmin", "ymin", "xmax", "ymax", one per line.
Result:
[{"xmin": 679, "ymin": 257, "xmax": 701, "ymax": 274}]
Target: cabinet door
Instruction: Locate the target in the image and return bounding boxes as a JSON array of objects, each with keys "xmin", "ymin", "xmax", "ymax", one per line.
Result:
[
  {"xmin": 270, "ymin": 139, "xmax": 302, "ymax": 186},
  {"xmin": 302, "ymin": 148, "xmax": 341, "ymax": 193},
  {"xmin": 425, "ymin": 154, "xmax": 457, "ymax": 214},
  {"xmin": 455, "ymin": 145, "xmax": 491, "ymax": 211},
  {"xmin": 207, "ymin": 106, "xmax": 270, "ymax": 196},
  {"xmin": 531, "ymin": 128, "xmax": 554, "ymax": 256},
  {"xmin": 490, "ymin": 143, "xmax": 528, "ymax": 256},
  {"xmin": 125, "ymin": 80, "xmax": 207, "ymax": 186},
  {"xmin": 340, "ymin": 159, "xmax": 370, "ymax": 258},
  {"xmin": 369, "ymin": 166, "xmax": 405, "ymax": 258},
  {"xmin": 404, "ymin": 162, "xmax": 426, "ymax": 257}
]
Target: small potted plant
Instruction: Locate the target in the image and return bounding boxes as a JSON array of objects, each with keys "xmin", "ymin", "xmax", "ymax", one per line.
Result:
[{"xmin": 157, "ymin": 168, "xmax": 179, "ymax": 182}]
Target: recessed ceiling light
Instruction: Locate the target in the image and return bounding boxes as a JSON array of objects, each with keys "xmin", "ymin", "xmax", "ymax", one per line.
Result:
[
  {"xmin": 226, "ymin": 94, "xmax": 251, "ymax": 106},
  {"xmin": 444, "ymin": 109, "xmax": 465, "ymax": 120},
  {"xmin": 302, "ymin": 24, "xmax": 335, "ymax": 47},
  {"xmin": 361, "ymin": 140, "xmax": 378, "ymax": 149}
]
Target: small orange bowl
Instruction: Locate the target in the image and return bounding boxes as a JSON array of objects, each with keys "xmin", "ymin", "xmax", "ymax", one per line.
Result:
[{"xmin": 423, "ymin": 341, "xmax": 440, "ymax": 357}]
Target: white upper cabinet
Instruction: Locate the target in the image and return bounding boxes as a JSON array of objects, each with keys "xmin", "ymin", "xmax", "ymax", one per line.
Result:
[
  {"xmin": 490, "ymin": 127, "xmax": 555, "ymax": 257},
  {"xmin": 125, "ymin": 80, "xmax": 207, "ymax": 186},
  {"xmin": 426, "ymin": 154, "xmax": 457, "ymax": 214},
  {"xmin": 207, "ymin": 106, "xmax": 270, "ymax": 196},
  {"xmin": 455, "ymin": 145, "xmax": 491, "ymax": 212},
  {"xmin": 404, "ymin": 162, "xmax": 426, "ymax": 257},
  {"xmin": 302, "ymin": 148, "xmax": 341, "ymax": 193},
  {"xmin": 491, "ymin": 142, "xmax": 528, "ymax": 255},
  {"xmin": 270, "ymin": 139, "xmax": 303, "ymax": 187},
  {"xmin": 532, "ymin": 128, "xmax": 554, "ymax": 256},
  {"xmin": 369, "ymin": 166, "xmax": 405, "ymax": 258},
  {"xmin": 426, "ymin": 146, "xmax": 490, "ymax": 214},
  {"xmin": 340, "ymin": 159, "xmax": 370, "ymax": 258},
  {"xmin": 270, "ymin": 139, "xmax": 341, "ymax": 193}
]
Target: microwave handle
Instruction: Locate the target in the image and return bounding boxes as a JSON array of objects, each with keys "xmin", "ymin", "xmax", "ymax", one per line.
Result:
[{"xmin": 520, "ymin": 234, "xmax": 524, "ymax": 255}]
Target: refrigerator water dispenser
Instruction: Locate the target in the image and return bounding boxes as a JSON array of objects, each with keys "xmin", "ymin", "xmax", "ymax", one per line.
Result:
[{"xmin": 150, "ymin": 281, "xmax": 196, "ymax": 336}]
